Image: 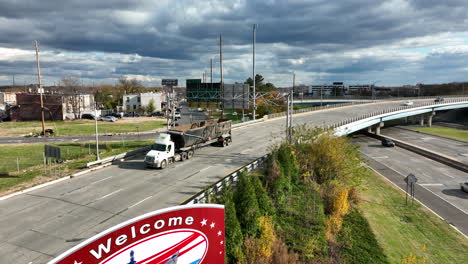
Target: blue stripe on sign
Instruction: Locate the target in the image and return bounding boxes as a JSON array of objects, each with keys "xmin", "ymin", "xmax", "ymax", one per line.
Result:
[{"xmin": 189, "ymin": 259, "xmax": 201, "ymax": 264}]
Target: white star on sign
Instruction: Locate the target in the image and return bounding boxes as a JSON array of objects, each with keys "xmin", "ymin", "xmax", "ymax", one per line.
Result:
[
  {"xmin": 74, "ymin": 261, "xmax": 82, "ymax": 264},
  {"xmin": 217, "ymin": 231, "xmax": 222, "ymax": 236},
  {"xmin": 200, "ymin": 219, "xmax": 207, "ymax": 226},
  {"xmin": 220, "ymin": 240, "xmax": 224, "ymax": 245},
  {"xmin": 210, "ymin": 222, "xmax": 215, "ymax": 229}
]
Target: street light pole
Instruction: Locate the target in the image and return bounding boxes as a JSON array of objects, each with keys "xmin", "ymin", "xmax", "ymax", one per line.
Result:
[
  {"xmin": 95, "ymin": 106, "xmax": 100, "ymax": 160},
  {"xmin": 252, "ymin": 24, "xmax": 257, "ymax": 121}
]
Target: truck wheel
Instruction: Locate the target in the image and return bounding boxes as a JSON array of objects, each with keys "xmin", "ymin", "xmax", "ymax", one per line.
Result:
[
  {"xmin": 181, "ymin": 152, "xmax": 188, "ymax": 161},
  {"xmin": 222, "ymin": 139, "xmax": 228, "ymax": 147},
  {"xmin": 160, "ymin": 160, "xmax": 167, "ymax": 169},
  {"xmin": 187, "ymin": 150, "xmax": 194, "ymax": 159}
]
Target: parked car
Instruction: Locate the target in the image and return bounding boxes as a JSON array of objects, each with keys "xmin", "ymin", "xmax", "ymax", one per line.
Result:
[
  {"xmin": 461, "ymin": 182, "xmax": 468, "ymax": 193},
  {"xmin": 434, "ymin": 97, "xmax": 444, "ymax": 103},
  {"xmin": 81, "ymin": 113, "xmax": 96, "ymax": 120},
  {"xmin": 197, "ymin": 108, "xmax": 203, "ymax": 112},
  {"xmin": 124, "ymin": 112, "xmax": 140, "ymax": 117},
  {"xmin": 174, "ymin": 112, "xmax": 181, "ymax": 120},
  {"xmin": 151, "ymin": 111, "xmax": 165, "ymax": 117},
  {"xmin": 101, "ymin": 116, "xmax": 117, "ymax": 122},
  {"xmin": 401, "ymin": 101, "xmax": 413, "ymax": 106},
  {"xmin": 110, "ymin": 112, "xmax": 123, "ymax": 118},
  {"xmin": 381, "ymin": 138, "xmax": 395, "ymax": 147}
]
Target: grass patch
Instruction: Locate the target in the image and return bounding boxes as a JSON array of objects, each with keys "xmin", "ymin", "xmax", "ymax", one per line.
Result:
[
  {"xmin": 358, "ymin": 170, "xmax": 468, "ymax": 264},
  {"xmin": 209, "ymin": 110, "xmax": 243, "ymax": 124},
  {"xmin": 409, "ymin": 125, "xmax": 468, "ymax": 142},
  {"xmin": 0, "ymin": 119, "xmax": 165, "ymax": 137},
  {"xmin": 0, "ymin": 140, "xmax": 152, "ymax": 194}
]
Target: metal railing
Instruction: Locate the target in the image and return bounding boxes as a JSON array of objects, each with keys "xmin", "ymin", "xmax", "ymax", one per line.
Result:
[
  {"xmin": 330, "ymin": 96, "xmax": 468, "ymax": 130},
  {"xmin": 180, "ymin": 154, "xmax": 269, "ymax": 205}
]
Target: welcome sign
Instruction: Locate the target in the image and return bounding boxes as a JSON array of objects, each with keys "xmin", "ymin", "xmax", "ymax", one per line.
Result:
[{"xmin": 49, "ymin": 204, "xmax": 225, "ymax": 264}]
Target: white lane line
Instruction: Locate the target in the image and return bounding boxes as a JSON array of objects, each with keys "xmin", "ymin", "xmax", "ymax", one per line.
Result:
[
  {"xmin": 91, "ymin": 176, "xmax": 112, "ymax": 185},
  {"xmin": 420, "ymin": 186, "xmax": 468, "ymax": 216},
  {"xmin": 365, "ymin": 165, "xmax": 468, "ymax": 239},
  {"xmin": 372, "ymin": 156, "xmax": 389, "ymax": 159},
  {"xmin": 200, "ymin": 166, "xmax": 213, "ymax": 172},
  {"xmin": 97, "ymin": 189, "xmax": 122, "ymax": 200},
  {"xmin": 419, "ymin": 183, "xmax": 444, "ymax": 186},
  {"xmin": 129, "ymin": 196, "xmax": 153, "ymax": 208}
]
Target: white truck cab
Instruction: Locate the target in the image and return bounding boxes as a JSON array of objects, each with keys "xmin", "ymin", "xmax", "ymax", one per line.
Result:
[{"xmin": 145, "ymin": 133, "xmax": 175, "ymax": 169}]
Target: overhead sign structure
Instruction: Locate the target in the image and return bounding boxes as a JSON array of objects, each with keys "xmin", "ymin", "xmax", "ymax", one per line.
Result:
[
  {"xmin": 49, "ymin": 204, "xmax": 225, "ymax": 264},
  {"xmin": 162, "ymin": 79, "xmax": 178, "ymax": 86}
]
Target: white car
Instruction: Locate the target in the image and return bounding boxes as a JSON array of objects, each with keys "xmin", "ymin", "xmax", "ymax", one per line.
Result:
[
  {"xmin": 101, "ymin": 116, "xmax": 117, "ymax": 122},
  {"xmin": 174, "ymin": 112, "xmax": 181, "ymax": 120},
  {"xmin": 197, "ymin": 108, "xmax": 203, "ymax": 112},
  {"xmin": 402, "ymin": 101, "xmax": 413, "ymax": 106},
  {"xmin": 461, "ymin": 182, "xmax": 468, "ymax": 193}
]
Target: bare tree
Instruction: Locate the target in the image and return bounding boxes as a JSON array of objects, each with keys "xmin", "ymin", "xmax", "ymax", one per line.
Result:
[{"xmin": 62, "ymin": 77, "xmax": 83, "ymax": 119}]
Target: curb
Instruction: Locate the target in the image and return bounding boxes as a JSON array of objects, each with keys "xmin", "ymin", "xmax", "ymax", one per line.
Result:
[
  {"xmin": 364, "ymin": 164, "xmax": 468, "ymax": 239},
  {"xmin": 364, "ymin": 132, "xmax": 468, "ymax": 173},
  {"xmin": 395, "ymin": 126, "xmax": 468, "ymax": 145},
  {"xmin": 0, "ymin": 162, "xmax": 113, "ymax": 201}
]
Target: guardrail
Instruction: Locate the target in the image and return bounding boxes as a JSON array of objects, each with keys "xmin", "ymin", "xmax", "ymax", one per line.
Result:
[
  {"xmin": 331, "ymin": 97, "xmax": 468, "ymax": 131},
  {"xmin": 180, "ymin": 154, "xmax": 269, "ymax": 205}
]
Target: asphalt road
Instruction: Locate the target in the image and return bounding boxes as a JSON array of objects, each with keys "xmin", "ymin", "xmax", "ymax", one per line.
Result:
[
  {"xmin": 0, "ymin": 98, "xmax": 466, "ymax": 263},
  {"xmin": 380, "ymin": 126, "xmax": 468, "ymax": 164},
  {"xmin": 0, "ymin": 106, "xmax": 208, "ymax": 144},
  {"xmin": 353, "ymin": 135, "xmax": 468, "ymax": 236}
]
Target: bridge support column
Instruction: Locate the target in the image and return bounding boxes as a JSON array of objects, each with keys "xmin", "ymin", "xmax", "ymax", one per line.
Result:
[
  {"xmin": 367, "ymin": 126, "xmax": 373, "ymax": 133},
  {"xmin": 375, "ymin": 122, "xmax": 384, "ymax": 135},
  {"xmin": 427, "ymin": 111, "xmax": 436, "ymax": 127},
  {"xmin": 420, "ymin": 115, "xmax": 425, "ymax": 126}
]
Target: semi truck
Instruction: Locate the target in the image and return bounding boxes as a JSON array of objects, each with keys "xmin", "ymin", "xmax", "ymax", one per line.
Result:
[{"xmin": 144, "ymin": 119, "xmax": 232, "ymax": 169}]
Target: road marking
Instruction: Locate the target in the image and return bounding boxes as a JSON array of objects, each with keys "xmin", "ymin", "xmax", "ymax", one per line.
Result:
[
  {"xmin": 365, "ymin": 165, "xmax": 468, "ymax": 239},
  {"xmin": 129, "ymin": 196, "xmax": 153, "ymax": 208},
  {"xmin": 97, "ymin": 189, "xmax": 122, "ymax": 200},
  {"xmin": 200, "ymin": 166, "xmax": 212, "ymax": 172},
  {"xmin": 420, "ymin": 186, "xmax": 468, "ymax": 216},
  {"xmin": 372, "ymin": 156, "xmax": 388, "ymax": 159},
  {"xmin": 91, "ymin": 176, "xmax": 112, "ymax": 185},
  {"xmin": 419, "ymin": 183, "xmax": 444, "ymax": 186}
]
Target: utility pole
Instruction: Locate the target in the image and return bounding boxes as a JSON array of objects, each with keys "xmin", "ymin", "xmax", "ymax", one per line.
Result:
[
  {"xmin": 286, "ymin": 92, "xmax": 290, "ymax": 141},
  {"xmin": 12, "ymin": 75, "xmax": 15, "ymax": 88},
  {"xmin": 34, "ymin": 40, "xmax": 46, "ymax": 136},
  {"xmin": 252, "ymin": 24, "xmax": 257, "ymax": 121},
  {"xmin": 220, "ymin": 34, "xmax": 224, "ymax": 118}
]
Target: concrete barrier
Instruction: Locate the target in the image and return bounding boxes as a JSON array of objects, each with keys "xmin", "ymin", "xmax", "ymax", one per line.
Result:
[{"xmin": 364, "ymin": 132, "xmax": 468, "ymax": 173}]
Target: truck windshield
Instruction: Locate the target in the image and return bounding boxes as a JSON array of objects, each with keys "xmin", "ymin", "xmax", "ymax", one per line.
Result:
[{"xmin": 152, "ymin": 143, "xmax": 167, "ymax": 151}]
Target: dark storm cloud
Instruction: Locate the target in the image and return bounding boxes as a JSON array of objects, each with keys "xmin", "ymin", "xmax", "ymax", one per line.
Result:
[{"xmin": 2, "ymin": 0, "xmax": 468, "ymax": 86}]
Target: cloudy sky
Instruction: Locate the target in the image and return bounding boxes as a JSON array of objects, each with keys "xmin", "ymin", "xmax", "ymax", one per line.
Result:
[{"xmin": 1, "ymin": 0, "xmax": 468, "ymax": 87}]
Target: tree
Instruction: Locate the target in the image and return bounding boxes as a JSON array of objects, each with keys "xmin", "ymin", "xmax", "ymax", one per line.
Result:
[
  {"xmin": 117, "ymin": 76, "xmax": 145, "ymax": 94},
  {"xmin": 234, "ymin": 172, "xmax": 260, "ymax": 237},
  {"xmin": 62, "ymin": 77, "xmax": 83, "ymax": 119},
  {"xmin": 147, "ymin": 98, "xmax": 156, "ymax": 114},
  {"xmin": 224, "ymin": 188, "xmax": 245, "ymax": 263}
]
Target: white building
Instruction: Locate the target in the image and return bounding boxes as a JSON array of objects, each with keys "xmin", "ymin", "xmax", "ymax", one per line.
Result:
[
  {"xmin": 62, "ymin": 94, "xmax": 95, "ymax": 120},
  {"xmin": 123, "ymin": 92, "xmax": 162, "ymax": 112},
  {"xmin": 0, "ymin": 92, "xmax": 17, "ymax": 109}
]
